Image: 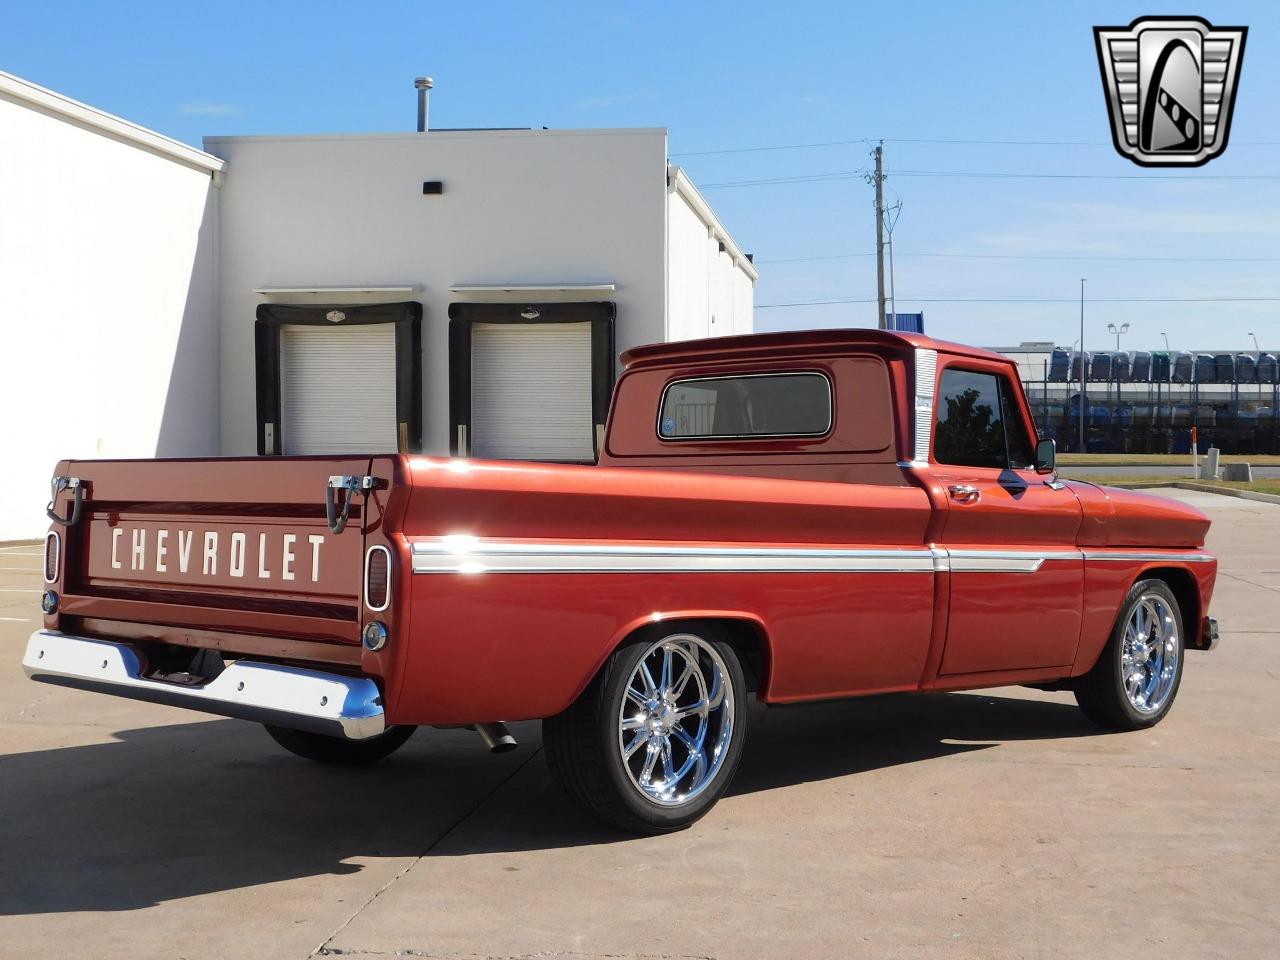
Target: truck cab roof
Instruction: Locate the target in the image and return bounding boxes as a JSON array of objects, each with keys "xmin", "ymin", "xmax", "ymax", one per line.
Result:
[{"xmin": 620, "ymin": 328, "xmax": 1013, "ymax": 370}]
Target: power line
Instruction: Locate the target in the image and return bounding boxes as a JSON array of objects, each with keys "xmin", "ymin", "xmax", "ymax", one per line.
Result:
[
  {"xmin": 671, "ymin": 136, "xmax": 1280, "ymax": 157},
  {"xmin": 897, "ymin": 169, "xmax": 1280, "ymax": 181},
  {"xmin": 760, "ymin": 251, "xmax": 1280, "ymax": 265},
  {"xmin": 701, "ymin": 171, "xmax": 867, "ymax": 188},
  {"xmin": 757, "ymin": 295, "xmax": 1280, "ymax": 309},
  {"xmin": 700, "ymin": 168, "xmax": 1280, "ymax": 188}
]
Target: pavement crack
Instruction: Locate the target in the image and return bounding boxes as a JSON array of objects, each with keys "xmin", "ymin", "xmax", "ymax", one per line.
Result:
[
  {"xmin": 310, "ymin": 746, "xmax": 544, "ymax": 959},
  {"xmin": 1219, "ymin": 571, "xmax": 1280, "ymax": 596}
]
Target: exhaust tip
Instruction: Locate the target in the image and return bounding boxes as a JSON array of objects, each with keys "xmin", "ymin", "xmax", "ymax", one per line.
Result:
[{"xmin": 474, "ymin": 722, "xmax": 517, "ymax": 754}]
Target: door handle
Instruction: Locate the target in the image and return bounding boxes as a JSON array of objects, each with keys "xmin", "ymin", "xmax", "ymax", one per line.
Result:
[{"xmin": 948, "ymin": 484, "xmax": 981, "ymax": 504}]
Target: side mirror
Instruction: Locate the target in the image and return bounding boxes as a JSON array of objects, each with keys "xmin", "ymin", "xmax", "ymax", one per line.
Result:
[{"xmin": 1034, "ymin": 438, "xmax": 1057, "ymax": 475}]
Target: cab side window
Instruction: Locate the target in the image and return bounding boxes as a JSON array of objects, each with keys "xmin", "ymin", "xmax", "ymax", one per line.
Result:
[{"xmin": 934, "ymin": 368, "xmax": 1034, "ymax": 469}]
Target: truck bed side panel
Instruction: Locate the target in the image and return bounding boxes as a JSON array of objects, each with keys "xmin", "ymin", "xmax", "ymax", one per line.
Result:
[{"xmin": 387, "ymin": 458, "xmax": 936, "ymax": 724}]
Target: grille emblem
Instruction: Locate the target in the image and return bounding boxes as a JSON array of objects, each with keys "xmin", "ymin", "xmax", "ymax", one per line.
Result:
[{"xmin": 326, "ymin": 310, "xmax": 346, "ymax": 323}]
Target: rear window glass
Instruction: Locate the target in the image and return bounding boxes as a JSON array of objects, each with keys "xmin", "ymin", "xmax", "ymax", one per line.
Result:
[{"xmin": 658, "ymin": 373, "xmax": 832, "ymax": 440}]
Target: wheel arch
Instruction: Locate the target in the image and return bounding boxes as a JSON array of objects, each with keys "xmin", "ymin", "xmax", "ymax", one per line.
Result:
[
  {"xmin": 1074, "ymin": 561, "xmax": 1206, "ymax": 676},
  {"xmin": 1139, "ymin": 566, "xmax": 1201, "ymax": 649},
  {"xmin": 592, "ymin": 611, "xmax": 774, "ymax": 701}
]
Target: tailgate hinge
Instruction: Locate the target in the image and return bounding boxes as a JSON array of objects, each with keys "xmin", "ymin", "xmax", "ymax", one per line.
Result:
[
  {"xmin": 326, "ymin": 475, "xmax": 382, "ymax": 534},
  {"xmin": 46, "ymin": 475, "xmax": 85, "ymax": 527}
]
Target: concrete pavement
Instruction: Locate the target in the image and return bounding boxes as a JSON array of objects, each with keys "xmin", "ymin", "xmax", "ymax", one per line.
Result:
[{"xmin": 0, "ymin": 490, "xmax": 1277, "ymax": 959}]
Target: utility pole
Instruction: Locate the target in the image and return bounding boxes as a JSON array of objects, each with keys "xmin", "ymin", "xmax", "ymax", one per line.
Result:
[
  {"xmin": 872, "ymin": 142, "xmax": 887, "ymax": 329},
  {"xmin": 1079, "ymin": 279, "xmax": 1087, "ymax": 454}
]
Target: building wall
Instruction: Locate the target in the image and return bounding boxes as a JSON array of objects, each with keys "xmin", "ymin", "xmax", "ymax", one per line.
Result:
[
  {"xmin": 0, "ymin": 78, "xmax": 220, "ymax": 541},
  {"xmin": 208, "ymin": 129, "xmax": 672, "ymax": 457},
  {"xmin": 665, "ymin": 172, "xmax": 755, "ymax": 342}
]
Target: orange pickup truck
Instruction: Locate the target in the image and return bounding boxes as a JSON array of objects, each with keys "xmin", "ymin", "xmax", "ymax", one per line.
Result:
[{"xmin": 26, "ymin": 329, "xmax": 1218, "ymax": 833}]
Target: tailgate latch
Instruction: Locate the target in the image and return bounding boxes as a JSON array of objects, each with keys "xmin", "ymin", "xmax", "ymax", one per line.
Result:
[
  {"xmin": 46, "ymin": 476, "xmax": 84, "ymax": 528},
  {"xmin": 326, "ymin": 475, "xmax": 380, "ymax": 534}
]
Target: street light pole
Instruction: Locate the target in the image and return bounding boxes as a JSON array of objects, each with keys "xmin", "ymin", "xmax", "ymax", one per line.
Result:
[
  {"xmin": 1079, "ymin": 279, "xmax": 1087, "ymax": 453},
  {"xmin": 1107, "ymin": 321, "xmax": 1130, "ymax": 351},
  {"xmin": 1250, "ymin": 332, "xmax": 1261, "ymax": 355},
  {"xmin": 1161, "ymin": 331, "xmax": 1171, "ymax": 353}
]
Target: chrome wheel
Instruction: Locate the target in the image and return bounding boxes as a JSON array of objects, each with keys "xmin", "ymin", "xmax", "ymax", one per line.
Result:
[
  {"xmin": 617, "ymin": 633, "xmax": 735, "ymax": 807},
  {"xmin": 1120, "ymin": 593, "xmax": 1180, "ymax": 715}
]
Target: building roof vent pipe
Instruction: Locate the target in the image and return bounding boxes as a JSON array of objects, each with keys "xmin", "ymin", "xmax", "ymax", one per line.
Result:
[{"xmin": 414, "ymin": 76, "xmax": 434, "ymax": 132}]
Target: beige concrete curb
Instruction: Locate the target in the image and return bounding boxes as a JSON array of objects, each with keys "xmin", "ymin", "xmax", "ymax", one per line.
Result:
[
  {"xmin": 1167, "ymin": 482, "xmax": 1280, "ymax": 505},
  {"xmin": 1099, "ymin": 480, "xmax": 1280, "ymax": 505}
]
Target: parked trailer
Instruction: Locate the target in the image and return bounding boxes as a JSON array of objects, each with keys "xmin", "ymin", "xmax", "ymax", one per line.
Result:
[
  {"xmin": 1049, "ymin": 348, "xmax": 1070, "ymax": 382},
  {"xmin": 1260, "ymin": 354, "xmax": 1279, "ymax": 384},
  {"xmin": 1173, "ymin": 352, "xmax": 1194, "ymax": 383},
  {"xmin": 1111, "ymin": 351, "xmax": 1131, "ymax": 382},
  {"xmin": 1236, "ymin": 354, "xmax": 1257, "ymax": 383},
  {"xmin": 1131, "ymin": 351, "xmax": 1152, "ymax": 383},
  {"xmin": 1214, "ymin": 354, "xmax": 1236, "ymax": 384}
]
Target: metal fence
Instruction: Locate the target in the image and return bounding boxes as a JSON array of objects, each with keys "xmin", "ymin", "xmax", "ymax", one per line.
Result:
[{"xmin": 1023, "ymin": 360, "xmax": 1280, "ymax": 454}]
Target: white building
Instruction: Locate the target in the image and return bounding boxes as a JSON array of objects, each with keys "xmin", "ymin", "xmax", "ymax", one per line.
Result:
[{"xmin": 0, "ymin": 71, "xmax": 756, "ymax": 540}]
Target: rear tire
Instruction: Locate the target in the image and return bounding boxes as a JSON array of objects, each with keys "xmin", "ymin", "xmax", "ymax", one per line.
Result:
[
  {"xmin": 1074, "ymin": 578, "xmax": 1184, "ymax": 730},
  {"xmin": 264, "ymin": 724, "xmax": 416, "ymax": 765},
  {"xmin": 544, "ymin": 624, "xmax": 748, "ymax": 835}
]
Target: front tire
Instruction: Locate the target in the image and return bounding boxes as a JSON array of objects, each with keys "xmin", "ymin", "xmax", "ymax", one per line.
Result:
[
  {"xmin": 264, "ymin": 723, "xmax": 416, "ymax": 765},
  {"xmin": 1074, "ymin": 578, "xmax": 1184, "ymax": 730},
  {"xmin": 544, "ymin": 625, "xmax": 748, "ymax": 835}
]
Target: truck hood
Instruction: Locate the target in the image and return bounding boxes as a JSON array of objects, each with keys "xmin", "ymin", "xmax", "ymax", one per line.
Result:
[{"xmin": 1068, "ymin": 480, "xmax": 1211, "ymax": 549}]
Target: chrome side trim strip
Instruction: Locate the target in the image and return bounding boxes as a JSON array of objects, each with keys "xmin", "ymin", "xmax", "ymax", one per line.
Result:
[
  {"xmin": 410, "ymin": 540, "xmax": 1210, "ymax": 575},
  {"xmin": 1081, "ymin": 551, "xmax": 1215, "ymax": 563},
  {"xmin": 911, "ymin": 348, "xmax": 938, "ymax": 467},
  {"xmin": 23, "ymin": 631, "xmax": 386, "ymax": 740},
  {"xmin": 412, "ymin": 541, "xmax": 936, "ymax": 574}
]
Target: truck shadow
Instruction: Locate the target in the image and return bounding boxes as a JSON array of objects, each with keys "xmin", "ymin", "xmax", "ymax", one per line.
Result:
[{"xmin": 0, "ymin": 690, "xmax": 1104, "ymax": 915}]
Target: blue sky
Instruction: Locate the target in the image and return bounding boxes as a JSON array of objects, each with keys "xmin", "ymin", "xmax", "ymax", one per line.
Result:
[{"xmin": 4, "ymin": 1, "xmax": 1278, "ymax": 352}]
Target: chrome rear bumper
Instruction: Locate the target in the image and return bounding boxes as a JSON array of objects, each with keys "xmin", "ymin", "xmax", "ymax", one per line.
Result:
[
  {"xmin": 23, "ymin": 630, "xmax": 385, "ymax": 740},
  {"xmin": 1201, "ymin": 616, "xmax": 1220, "ymax": 652}
]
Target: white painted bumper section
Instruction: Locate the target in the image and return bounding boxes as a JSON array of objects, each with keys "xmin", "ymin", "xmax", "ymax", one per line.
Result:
[{"xmin": 23, "ymin": 631, "xmax": 385, "ymax": 740}]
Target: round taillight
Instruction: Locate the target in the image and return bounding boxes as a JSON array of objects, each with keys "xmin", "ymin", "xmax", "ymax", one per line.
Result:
[
  {"xmin": 364, "ymin": 546, "xmax": 391, "ymax": 612},
  {"xmin": 363, "ymin": 620, "xmax": 388, "ymax": 651}
]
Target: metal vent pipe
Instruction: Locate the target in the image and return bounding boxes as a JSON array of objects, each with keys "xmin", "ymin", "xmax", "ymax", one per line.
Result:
[{"xmin": 414, "ymin": 76, "xmax": 434, "ymax": 132}]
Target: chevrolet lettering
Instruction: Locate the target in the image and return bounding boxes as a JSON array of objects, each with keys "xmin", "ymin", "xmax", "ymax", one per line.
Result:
[{"xmin": 27, "ymin": 330, "xmax": 1219, "ymax": 834}]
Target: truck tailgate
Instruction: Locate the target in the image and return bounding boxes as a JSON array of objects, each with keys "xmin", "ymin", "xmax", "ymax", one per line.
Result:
[{"xmin": 43, "ymin": 456, "xmax": 396, "ymax": 666}]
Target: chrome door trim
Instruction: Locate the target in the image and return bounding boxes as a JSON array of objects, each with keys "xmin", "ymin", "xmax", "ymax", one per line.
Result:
[{"xmin": 944, "ymin": 548, "xmax": 1083, "ymax": 574}]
